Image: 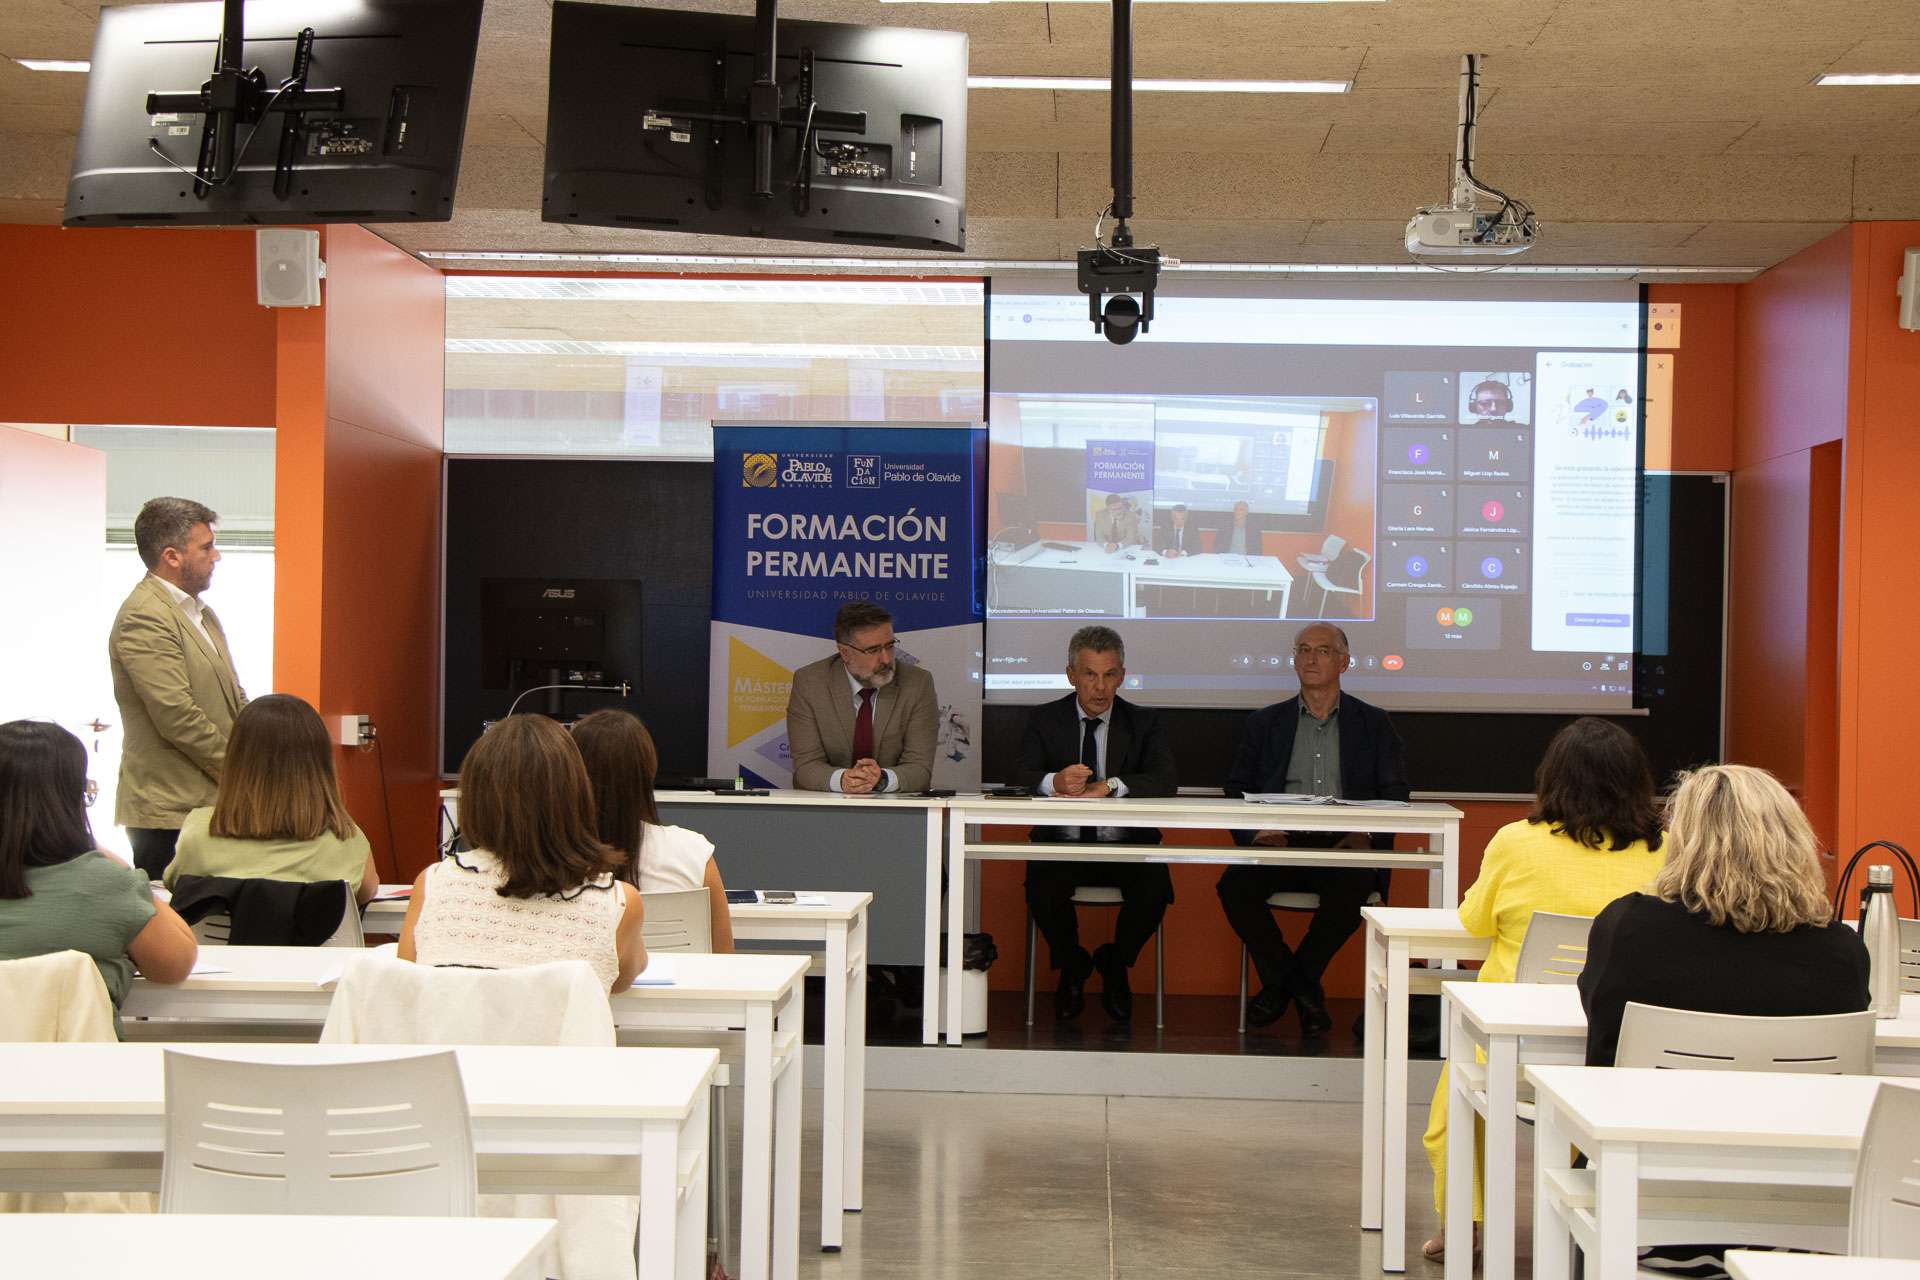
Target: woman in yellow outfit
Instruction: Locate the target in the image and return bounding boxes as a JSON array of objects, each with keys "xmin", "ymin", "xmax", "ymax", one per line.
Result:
[{"xmin": 1420, "ymin": 717, "xmax": 1666, "ymax": 1262}]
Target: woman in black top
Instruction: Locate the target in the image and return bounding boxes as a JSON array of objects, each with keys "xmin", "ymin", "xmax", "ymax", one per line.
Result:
[{"xmin": 1579, "ymin": 763, "xmax": 1870, "ymax": 1067}]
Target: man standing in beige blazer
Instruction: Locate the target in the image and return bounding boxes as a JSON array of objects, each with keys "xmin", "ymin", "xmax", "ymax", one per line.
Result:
[
  {"xmin": 785, "ymin": 600, "xmax": 938, "ymax": 794},
  {"xmin": 110, "ymin": 497, "xmax": 248, "ymax": 878}
]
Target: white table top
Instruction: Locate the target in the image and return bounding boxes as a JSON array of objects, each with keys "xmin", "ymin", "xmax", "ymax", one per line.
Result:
[
  {"xmin": 0, "ymin": 1042, "xmax": 719, "ymax": 1122},
  {"xmin": 1524, "ymin": 1066, "xmax": 1920, "ymax": 1148},
  {"xmin": 1364, "ymin": 905, "xmax": 1478, "ymax": 938},
  {"xmin": 730, "ymin": 890, "xmax": 873, "ymax": 922},
  {"xmin": 144, "ymin": 946, "xmax": 809, "ymax": 1005},
  {"xmin": 1449, "ymin": 980, "xmax": 1920, "ymax": 1046},
  {"xmin": 0, "ymin": 1215, "xmax": 558, "ymax": 1280},
  {"xmin": 950, "ymin": 795, "xmax": 1462, "ymax": 824},
  {"xmin": 442, "ymin": 786, "xmax": 946, "ymax": 811},
  {"xmin": 1726, "ymin": 1252, "xmax": 1920, "ymax": 1280}
]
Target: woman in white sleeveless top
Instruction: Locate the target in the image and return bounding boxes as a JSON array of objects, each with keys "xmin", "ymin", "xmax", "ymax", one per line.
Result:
[
  {"xmin": 572, "ymin": 710, "xmax": 735, "ymax": 952},
  {"xmin": 398, "ymin": 715, "xmax": 647, "ymax": 993}
]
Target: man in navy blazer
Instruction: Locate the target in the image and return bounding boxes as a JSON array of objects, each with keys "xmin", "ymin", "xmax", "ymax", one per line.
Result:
[
  {"xmin": 1220, "ymin": 622, "xmax": 1409, "ymax": 1035},
  {"xmin": 1016, "ymin": 626, "xmax": 1177, "ymax": 1021}
]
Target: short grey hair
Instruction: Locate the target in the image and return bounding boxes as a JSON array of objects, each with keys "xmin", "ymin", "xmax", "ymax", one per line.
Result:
[
  {"xmin": 1067, "ymin": 625, "xmax": 1125, "ymax": 668},
  {"xmin": 133, "ymin": 497, "xmax": 218, "ymax": 569},
  {"xmin": 1294, "ymin": 622, "xmax": 1350, "ymax": 653}
]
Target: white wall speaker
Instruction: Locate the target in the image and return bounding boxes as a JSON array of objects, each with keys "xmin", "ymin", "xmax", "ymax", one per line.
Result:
[
  {"xmin": 1899, "ymin": 246, "xmax": 1920, "ymax": 333},
  {"xmin": 255, "ymin": 228, "xmax": 324, "ymax": 308}
]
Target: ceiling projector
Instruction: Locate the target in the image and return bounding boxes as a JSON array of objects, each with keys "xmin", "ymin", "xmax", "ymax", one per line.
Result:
[{"xmin": 1407, "ymin": 54, "xmax": 1538, "ymax": 261}]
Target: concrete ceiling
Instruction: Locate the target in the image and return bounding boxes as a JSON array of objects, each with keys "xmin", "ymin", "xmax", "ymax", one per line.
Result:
[{"xmin": 4, "ymin": 0, "xmax": 1920, "ymax": 279}]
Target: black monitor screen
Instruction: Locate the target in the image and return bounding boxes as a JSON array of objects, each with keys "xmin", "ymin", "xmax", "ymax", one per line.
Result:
[
  {"xmin": 479, "ymin": 577, "xmax": 645, "ymax": 701},
  {"xmin": 544, "ymin": 2, "xmax": 968, "ymax": 252},
  {"xmin": 66, "ymin": 0, "xmax": 482, "ymax": 226}
]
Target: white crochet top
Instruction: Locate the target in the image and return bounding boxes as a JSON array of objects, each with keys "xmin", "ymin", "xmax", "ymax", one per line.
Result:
[{"xmin": 412, "ymin": 849, "xmax": 625, "ymax": 992}]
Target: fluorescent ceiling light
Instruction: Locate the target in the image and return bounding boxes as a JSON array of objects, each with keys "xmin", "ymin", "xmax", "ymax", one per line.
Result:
[
  {"xmin": 889, "ymin": 0, "xmax": 1382, "ymax": 5},
  {"xmin": 12, "ymin": 58, "xmax": 90, "ymax": 72},
  {"xmin": 417, "ymin": 251, "xmax": 1761, "ymax": 279},
  {"xmin": 1815, "ymin": 72, "xmax": 1920, "ymax": 86},
  {"xmin": 968, "ymin": 75, "xmax": 1349, "ymax": 93}
]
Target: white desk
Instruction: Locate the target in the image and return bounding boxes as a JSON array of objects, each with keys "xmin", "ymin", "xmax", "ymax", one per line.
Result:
[
  {"xmin": 0, "ymin": 1043, "xmax": 715, "ymax": 1280},
  {"xmin": 1528, "ymin": 1067, "xmax": 1920, "ymax": 1280},
  {"xmin": 123, "ymin": 949, "xmax": 807, "ymax": 1280},
  {"xmin": 990, "ymin": 540, "xmax": 1292, "ymax": 618},
  {"xmin": 364, "ymin": 885, "xmax": 872, "ymax": 1253},
  {"xmin": 1727, "ymin": 1253, "xmax": 1920, "ymax": 1280},
  {"xmin": 944, "ymin": 797, "xmax": 1463, "ymax": 1046},
  {"xmin": 1358, "ymin": 905, "xmax": 1490, "ymax": 1273},
  {"xmin": 0, "ymin": 1214, "xmax": 559, "ymax": 1280},
  {"xmin": 1447, "ymin": 983, "xmax": 1920, "ymax": 1280}
]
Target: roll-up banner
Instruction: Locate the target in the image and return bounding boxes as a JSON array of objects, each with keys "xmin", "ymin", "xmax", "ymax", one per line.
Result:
[{"xmin": 709, "ymin": 422, "xmax": 986, "ymax": 789}]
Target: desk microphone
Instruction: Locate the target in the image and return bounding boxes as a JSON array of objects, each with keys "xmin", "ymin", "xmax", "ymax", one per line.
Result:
[{"xmin": 503, "ymin": 681, "xmax": 632, "ymax": 720}]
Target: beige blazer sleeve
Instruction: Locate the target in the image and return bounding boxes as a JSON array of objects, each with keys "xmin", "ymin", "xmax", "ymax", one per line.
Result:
[
  {"xmin": 110, "ymin": 578, "xmax": 245, "ymax": 828},
  {"xmin": 784, "ymin": 655, "xmax": 850, "ymax": 792},
  {"xmin": 873, "ymin": 663, "xmax": 938, "ymax": 793}
]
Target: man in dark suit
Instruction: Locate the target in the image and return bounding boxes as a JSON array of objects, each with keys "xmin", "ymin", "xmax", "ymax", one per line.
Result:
[
  {"xmin": 1157, "ymin": 504, "xmax": 1203, "ymax": 557},
  {"xmin": 1219, "ymin": 622, "xmax": 1409, "ymax": 1035},
  {"xmin": 1016, "ymin": 626, "xmax": 1177, "ymax": 1021}
]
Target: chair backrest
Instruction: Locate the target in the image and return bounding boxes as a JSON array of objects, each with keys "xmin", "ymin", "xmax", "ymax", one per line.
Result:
[
  {"xmin": 641, "ymin": 888, "xmax": 714, "ymax": 953},
  {"xmin": 1316, "ymin": 545, "xmax": 1372, "ymax": 593},
  {"xmin": 1850, "ymin": 1081, "xmax": 1920, "ymax": 1259},
  {"xmin": 1615, "ymin": 1002, "xmax": 1876, "ymax": 1074},
  {"xmin": 1513, "ymin": 912, "xmax": 1595, "ymax": 985},
  {"xmin": 160, "ymin": 1049, "xmax": 476, "ymax": 1217},
  {"xmin": 0, "ymin": 950, "xmax": 116, "ymax": 1042},
  {"xmin": 1319, "ymin": 533, "xmax": 1347, "ymax": 560},
  {"xmin": 1900, "ymin": 917, "xmax": 1920, "ymax": 995},
  {"xmin": 190, "ymin": 912, "xmax": 232, "ymax": 945},
  {"xmin": 189, "ymin": 884, "xmax": 360, "ymax": 947},
  {"xmin": 321, "ymin": 956, "xmax": 614, "ymax": 1047}
]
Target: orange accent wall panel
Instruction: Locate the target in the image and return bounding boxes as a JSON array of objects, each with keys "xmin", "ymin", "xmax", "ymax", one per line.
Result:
[
  {"xmin": 0, "ymin": 226, "xmax": 276, "ymax": 428},
  {"xmin": 1734, "ymin": 227, "xmax": 1853, "ymax": 470},
  {"xmin": 322, "ymin": 226, "xmax": 447, "ymax": 450},
  {"xmin": 1725, "ymin": 452, "xmax": 1812, "ymax": 793},
  {"xmin": 1645, "ymin": 283, "xmax": 1736, "ymax": 473}
]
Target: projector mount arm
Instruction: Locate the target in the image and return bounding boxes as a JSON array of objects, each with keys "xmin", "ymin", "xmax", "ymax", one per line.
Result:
[
  {"xmin": 144, "ymin": 0, "xmax": 344, "ymax": 198},
  {"xmin": 1077, "ymin": 0, "xmax": 1162, "ymax": 342}
]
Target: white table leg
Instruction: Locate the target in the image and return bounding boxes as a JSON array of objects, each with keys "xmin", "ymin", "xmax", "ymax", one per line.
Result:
[
  {"xmin": 820, "ymin": 920, "xmax": 848, "ymax": 1252},
  {"xmin": 1383, "ymin": 935, "xmax": 1411, "ymax": 1273},
  {"xmin": 845, "ymin": 907, "xmax": 868, "ymax": 1212},
  {"xmin": 639, "ymin": 1112, "xmax": 684, "ymax": 1280},
  {"xmin": 921, "ymin": 807, "xmax": 943, "ymax": 1046},
  {"xmin": 945, "ymin": 807, "xmax": 967, "ymax": 1046},
  {"xmin": 1592, "ymin": 1141, "xmax": 1639, "ymax": 1280},
  {"xmin": 1441, "ymin": 819, "xmax": 1460, "ymax": 908},
  {"xmin": 1481, "ymin": 1033, "xmax": 1518, "ymax": 1280},
  {"xmin": 1360, "ymin": 920, "xmax": 1387, "ymax": 1232},
  {"xmin": 681, "ymin": 1089, "xmax": 713, "ymax": 1280},
  {"xmin": 774, "ymin": 985, "xmax": 803, "ymax": 1280},
  {"xmin": 1533, "ymin": 1098, "xmax": 1573, "ymax": 1280},
  {"xmin": 1444, "ymin": 999, "xmax": 1475, "ymax": 1280},
  {"xmin": 740, "ymin": 1001, "xmax": 774, "ymax": 1280}
]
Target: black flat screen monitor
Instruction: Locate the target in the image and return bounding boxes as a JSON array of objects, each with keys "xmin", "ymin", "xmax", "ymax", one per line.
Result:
[
  {"xmin": 479, "ymin": 576, "xmax": 645, "ymax": 701},
  {"xmin": 65, "ymin": 0, "xmax": 483, "ymax": 227},
  {"xmin": 544, "ymin": 2, "xmax": 968, "ymax": 252}
]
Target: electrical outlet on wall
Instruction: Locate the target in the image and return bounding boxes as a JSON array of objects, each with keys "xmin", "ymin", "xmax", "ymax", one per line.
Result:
[{"xmin": 334, "ymin": 715, "xmax": 373, "ymax": 748}]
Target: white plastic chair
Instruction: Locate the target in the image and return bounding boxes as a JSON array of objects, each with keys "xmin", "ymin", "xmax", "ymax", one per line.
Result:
[
  {"xmin": 1235, "ymin": 889, "xmax": 1383, "ymax": 1033},
  {"xmin": 1899, "ymin": 917, "xmax": 1919, "ymax": 995},
  {"xmin": 1307, "ymin": 547, "xmax": 1371, "ymax": 617},
  {"xmin": 641, "ymin": 888, "xmax": 713, "ymax": 953},
  {"xmin": 1850, "ymin": 1080, "xmax": 1920, "ymax": 1258},
  {"xmin": 1513, "ymin": 912, "xmax": 1594, "ymax": 984},
  {"xmin": 1023, "ymin": 886, "xmax": 1165, "ymax": 1029},
  {"xmin": 160, "ymin": 1048, "xmax": 476, "ymax": 1216},
  {"xmin": 1295, "ymin": 533, "xmax": 1348, "ymax": 575},
  {"xmin": 1615, "ymin": 1003, "xmax": 1876, "ymax": 1073},
  {"xmin": 188, "ymin": 881, "xmax": 362, "ymax": 947}
]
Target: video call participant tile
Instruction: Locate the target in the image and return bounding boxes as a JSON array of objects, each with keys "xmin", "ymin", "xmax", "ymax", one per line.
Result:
[
  {"xmin": 1385, "ymin": 372, "xmax": 1456, "ymax": 423},
  {"xmin": 1459, "ymin": 371, "xmax": 1533, "ymax": 426},
  {"xmin": 1457, "ymin": 427, "xmax": 1532, "ymax": 480},
  {"xmin": 1378, "ymin": 539, "xmax": 1453, "ymax": 592},
  {"xmin": 1456, "ymin": 541, "xmax": 1528, "ymax": 594},
  {"xmin": 1456, "ymin": 485, "xmax": 1530, "ymax": 537},
  {"xmin": 1381, "ymin": 483, "xmax": 1453, "ymax": 536},
  {"xmin": 1382, "ymin": 427, "xmax": 1455, "ymax": 480},
  {"xmin": 1404, "ymin": 597, "xmax": 1502, "ymax": 650}
]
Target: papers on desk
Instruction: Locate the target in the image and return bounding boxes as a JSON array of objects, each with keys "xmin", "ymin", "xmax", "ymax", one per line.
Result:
[
  {"xmin": 1242, "ymin": 793, "xmax": 1411, "ymax": 808},
  {"xmin": 189, "ymin": 961, "xmax": 230, "ymax": 975},
  {"xmin": 630, "ymin": 955, "xmax": 677, "ymax": 986}
]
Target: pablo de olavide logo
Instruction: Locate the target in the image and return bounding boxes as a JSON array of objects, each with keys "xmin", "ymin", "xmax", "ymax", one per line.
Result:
[
  {"xmin": 742, "ymin": 452, "xmax": 778, "ymax": 488},
  {"xmin": 779, "ymin": 452, "xmax": 834, "ymax": 485}
]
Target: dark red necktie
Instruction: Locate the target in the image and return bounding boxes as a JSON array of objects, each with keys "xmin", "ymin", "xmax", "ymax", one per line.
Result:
[{"xmin": 852, "ymin": 688, "xmax": 875, "ymax": 760}]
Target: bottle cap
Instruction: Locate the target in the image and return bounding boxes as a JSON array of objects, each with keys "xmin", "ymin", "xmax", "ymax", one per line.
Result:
[{"xmin": 1868, "ymin": 864, "xmax": 1894, "ymax": 886}]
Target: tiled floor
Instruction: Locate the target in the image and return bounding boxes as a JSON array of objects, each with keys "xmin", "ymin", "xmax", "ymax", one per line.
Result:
[{"xmin": 750, "ymin": 1085, "xmax": 1517, "ymax": 1280}]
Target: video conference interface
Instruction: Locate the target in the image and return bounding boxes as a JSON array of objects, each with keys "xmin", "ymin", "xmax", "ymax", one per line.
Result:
[{"xmin": 985, "ymin": 289, "xmax": 1645, "ymax": 713}]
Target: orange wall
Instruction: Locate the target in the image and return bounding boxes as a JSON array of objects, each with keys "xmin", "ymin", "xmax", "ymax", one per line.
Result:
[
  {"xmin": 0, "ymin": 226, "xmax": 277, "ymax": 426},
  {"xmin": 1646, "ymin": 283, "xmax": 1736, "ymax": 473}
]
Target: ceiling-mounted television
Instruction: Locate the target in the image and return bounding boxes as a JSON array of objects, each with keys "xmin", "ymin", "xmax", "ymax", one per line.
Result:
[
  {"xmin": 64, "ymin": 0, "xmax": 483, "ymax": 227},
  {"xmin": 543, "ymin": 1, "xmax": 968, "ymax": 252}
]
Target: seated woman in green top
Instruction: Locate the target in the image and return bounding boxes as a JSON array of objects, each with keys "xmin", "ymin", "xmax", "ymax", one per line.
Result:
[
  {"xmin": 0, "ymin": 720, "xmax": 198, "ymax": 1031},
  {"xmin": 165, "ymin": 694, "xmax": 379, "ymax": 906}
]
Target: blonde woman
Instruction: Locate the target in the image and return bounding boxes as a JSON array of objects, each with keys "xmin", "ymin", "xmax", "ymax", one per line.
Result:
[{"xmin": 1578, "ymin": 763, "xmax": 1869, "ymax": 1067}]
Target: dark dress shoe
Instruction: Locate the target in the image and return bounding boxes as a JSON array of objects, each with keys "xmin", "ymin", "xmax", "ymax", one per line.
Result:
[
  {"xmin": 1055, "ymin": 949, "xmax": 1091, "ymax": 1020},
  {"xmin": 1093, "ymin": 944, "xmax": 1133, "ymax": 1021},
  {"xmin": 1245, "ymin": 984, "xmax": 1292, "ymax": 1029},
  {"xmin": 1295, "ymin": 988, "xmax": 1334, "ymax": 1037}
]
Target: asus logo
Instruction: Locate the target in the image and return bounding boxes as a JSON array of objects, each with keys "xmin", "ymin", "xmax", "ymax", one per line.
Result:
[{"xmin": 541, "ymin": 588, "xmax": 576, "ymax": 600}]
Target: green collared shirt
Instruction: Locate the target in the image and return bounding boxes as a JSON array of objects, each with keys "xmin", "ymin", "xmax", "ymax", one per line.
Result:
[{"xmin": 1284, "ymin": 698, "xmax": 1342, "ymax": 798}]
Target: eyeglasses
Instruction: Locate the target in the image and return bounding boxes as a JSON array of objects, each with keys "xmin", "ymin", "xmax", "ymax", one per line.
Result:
[
  {"xmin": 1293, "ymin": 644, "xmax": 1344, "ymax": 660},
  {"xmin": 840, "ymin": 638, "xmax": 899, "ymax": 658}
]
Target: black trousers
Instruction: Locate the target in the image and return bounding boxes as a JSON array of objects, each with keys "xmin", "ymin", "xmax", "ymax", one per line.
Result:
[
  {"xmin": 128, "ymin": 827, "xmax": 181, "ymax": 881},
  {"xmin": 1216, "ymin": 864, "xmax": 1383, "ymax": 995},
  {"xmin": 1025, "ymin": 859, "xmax": 1173, "ymax": 971}
]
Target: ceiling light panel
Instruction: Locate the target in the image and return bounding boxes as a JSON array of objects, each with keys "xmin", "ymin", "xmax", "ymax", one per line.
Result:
[
  {"xmin": 12, "ymin": 58, "xmax": 90, "ymax": 72},
  {"xmin": 1815, "ymin": 72, "xmax": 1920, "ymax": 86},
  {"xmin": 968, "ymin": 75, "xmax": 1349, "ymax": 92}
]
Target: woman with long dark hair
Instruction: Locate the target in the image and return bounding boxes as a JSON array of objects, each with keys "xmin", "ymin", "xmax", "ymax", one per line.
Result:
[{"xmin": 0, "ymin": 720, "xmax": 197, "ymax": 1033}]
